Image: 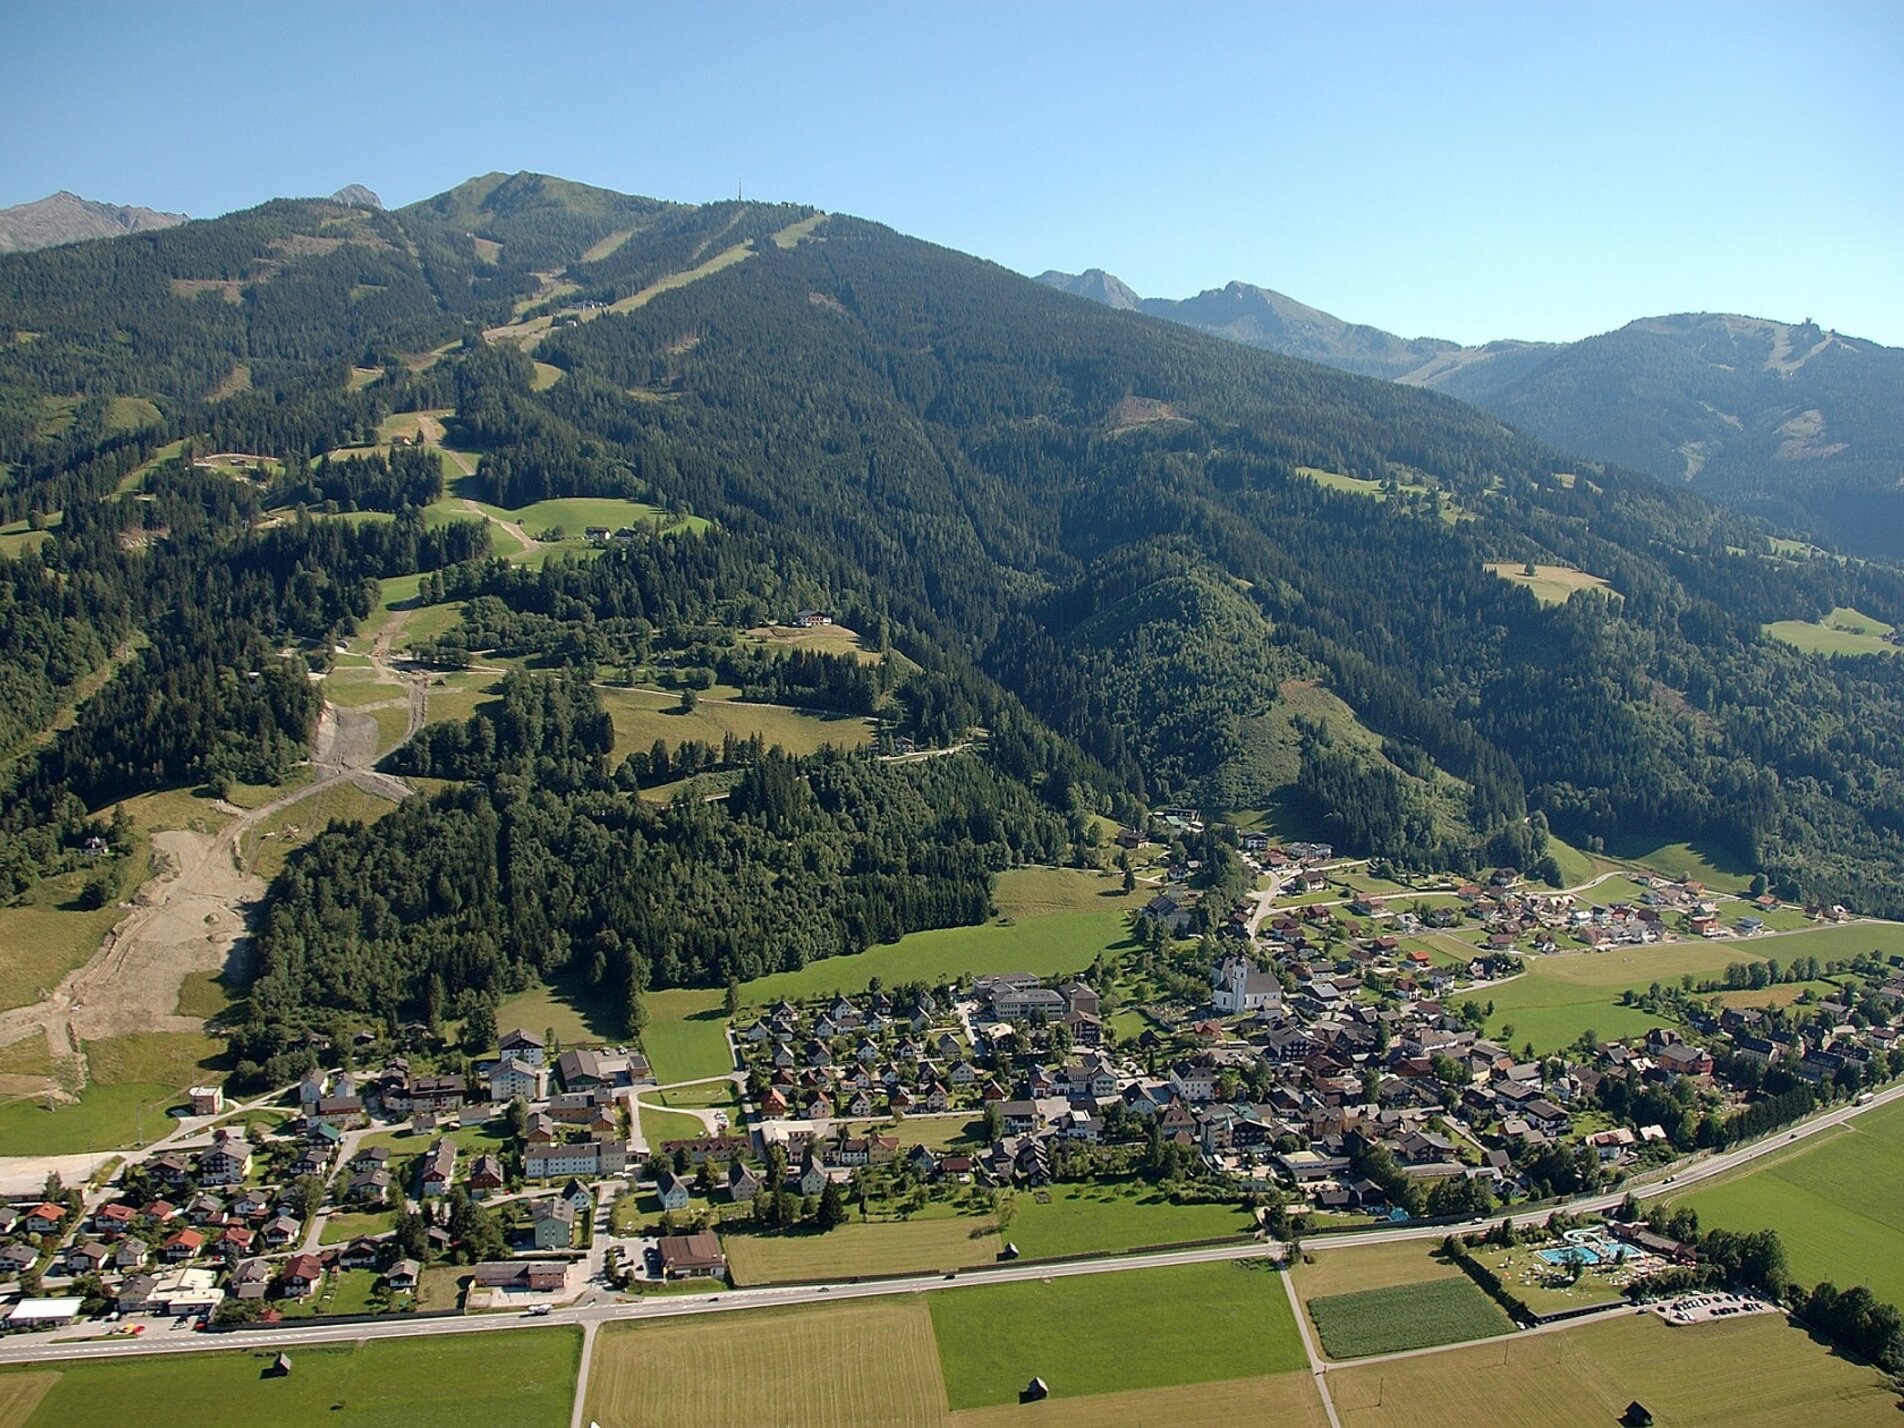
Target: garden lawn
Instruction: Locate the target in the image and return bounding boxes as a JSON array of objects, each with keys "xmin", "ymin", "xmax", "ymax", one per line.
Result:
[
  {"xmin": 1673, "ymin": 1096, "xmax": 1904, "ymax": 1308},
  {"xmin": 742, "ymin": 910, "xmax": 1138, "ymax": 1003},
  {"xmin": 1307, "ymin": 1277, "xmax": 1513, "ymax": 1359},
  {"xmin": 637, "ymin": 1102, "xmax": 708, "ymax": 1147},
  {"xmin": 0, "ymin": 1328, "xmax": 579, "ymax": 1427},
  {"xmin": 724, "ymin": 1211, "xmax": 1001, "ymax": 1284},
  {"xmin": 1001, "ymin": 1179, "xmax": 1255, "ymax": 1259},
  {"xmin": 930, "ymin": 1259, "xmax": 1304, "ymax": 1408},
  {"xmin": 1326, "ymin": 1310, "xmax": 1898, "ymax": 1427},
  {"xmin": 320, "ymin": 1210, "xmax": 400, "ymax": 1245}
]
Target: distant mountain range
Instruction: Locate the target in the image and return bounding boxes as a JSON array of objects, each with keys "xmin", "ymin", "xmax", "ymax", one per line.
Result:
[
  {"xmin": 1038, "ymin": 270, "xmax": 1904, "ymax": 559},
  {"xmin": 0, "ymin": 191, "xmax": 188, "ymax": 254}
]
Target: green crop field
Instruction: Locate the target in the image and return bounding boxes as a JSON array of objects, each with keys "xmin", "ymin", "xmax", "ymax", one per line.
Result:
[
  {"xmin": 1307, "ymin": 1277, "xmax": 1513, "ymax": 1360},
  {"xmin": 598, "ymin": 687, "xmax": 872, "ymax": 761},
  {"xmin": 725, "ymin": 1212, "xmax": 1002, "ymax": 1284},
  {"xmin": 1326, "ymin": 1310, "xmax": 1899, "ymax": 1427},
  {"xmin": 320, "ymin": 667, "xmax": 406, "ymax": 708},
  {"xmin": 947, "ymin": 1373, "xmax": 1329, "ymax": 1428},
  {"xmin": 0, "ymin": 1328, "xmax": 579, "ymax": 1427},
  {"xmin": 1673, "ymin": 1096, "xmax": 1904, "ymax": 1308},
  {"xmin": 585, "ymin": 1301, "xmax": 947, "ymax": 1428},
  {"xmin": 741, "ymin": 908, "xmax": 1138, "ymax": 1003},
  {"xmin": 743, "ymin": 621, "xmax": 887, "ymax": 665},
  {"xmin": 1295, "ymin": 1239, "xmax": 1460, "ymax": 1299},
  {"xmin": 1000, "ymin": 1178, "xmax": 1255, "ymax": 1259},
  {"xmin": 0, "ymin": 516, "xmax": 55, "ymax": 558},
  {"xmin": 930, "ymin": 1260, "xmax": 1305, "ymax": 1408}
]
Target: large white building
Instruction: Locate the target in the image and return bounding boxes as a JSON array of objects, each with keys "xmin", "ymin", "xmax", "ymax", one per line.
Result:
[{"xmin": 1212, "ymin": 955, "xmax": 1281, "ymax": 1015}]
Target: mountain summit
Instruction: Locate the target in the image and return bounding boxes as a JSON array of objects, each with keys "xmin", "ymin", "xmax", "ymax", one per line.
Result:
[
  {"xmin": 330, "ymin": 184, "xmax": 383, "ymax": 209},
  {"xmin": 0, "ymin": 190, "xmax": 188, "ymax": 253},
  {"xmin": 1035, "ymin": 268, "xmax": 1142, "ymax": 311},
  {"xmin": 1041, "ymin": 269, "xmax": 1904, "ymax": 558}
]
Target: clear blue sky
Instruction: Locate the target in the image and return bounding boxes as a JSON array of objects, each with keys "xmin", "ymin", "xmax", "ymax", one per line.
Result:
[{"xmin": 5, "ymin": 1, "xmax": 1900, "ymax": 344}]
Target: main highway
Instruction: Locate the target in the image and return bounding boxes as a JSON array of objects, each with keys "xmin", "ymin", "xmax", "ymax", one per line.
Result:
[{"xmin": 2, "ymin": 1080, "xmax": 1897, "ymax": 1370}]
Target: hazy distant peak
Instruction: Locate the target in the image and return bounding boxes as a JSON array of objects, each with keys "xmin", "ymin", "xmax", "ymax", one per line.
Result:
[
  {"xmin": 331, "ymin": 184, "xmax": 383, "ymax": 209},
  {"xmin": 1036, "ymin": 268, "xmax": 1142, "ymax": 311},
  {"xmin": 0, "ymin": 190, "xmax": 188, "ymax": 253}
]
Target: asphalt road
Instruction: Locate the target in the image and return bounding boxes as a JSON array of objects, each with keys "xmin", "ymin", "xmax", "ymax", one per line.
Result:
[{"xmin": 3, "ymin": 1081, "xmax": 1897, "ymax": 1370}]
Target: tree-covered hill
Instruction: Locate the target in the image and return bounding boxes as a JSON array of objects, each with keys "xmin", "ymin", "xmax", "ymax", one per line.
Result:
[
  {"xmin": 1040, "ymin": 271, "xmax": 1904, "ymax": 560},
  {"xmin": 6, "ymin": 173, "xmax": 1904, "ymax": 1052}
]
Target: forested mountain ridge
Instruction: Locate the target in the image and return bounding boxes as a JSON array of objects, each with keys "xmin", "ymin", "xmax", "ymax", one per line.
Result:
[
  {"xmin": 0, "ymin": 190, "xmax": 188, "ymax": 254},
  {"xmin": 6, "ymin": 173, "xmax": 1904, "ymax": 1057},
  {"xmin": 1040, "ymin": 270, "xmax": 1904, "ymax": 559}
]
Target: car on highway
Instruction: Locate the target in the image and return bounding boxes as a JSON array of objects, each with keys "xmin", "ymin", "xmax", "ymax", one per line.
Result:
[{"xmin": 526, "ymin": 1304, "xmax": 552, "ymax": 1317}]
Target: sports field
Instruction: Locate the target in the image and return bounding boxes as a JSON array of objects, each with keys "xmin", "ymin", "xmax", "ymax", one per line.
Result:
[
  {"xmin": 0, "ymin": 1329, "xmax": 579, "ymax": 1427},
  {"xmin": 1327, "ymin": 1310, "xmax": 1899, "ymax": 1427},
  {"xmin": 724, "ymin": 1212, "xmax": 1002, "ymax": 1284},
  {"xmin": 585, "ymin": 1301, "xmax": 948, "ymax": 1428},
  {"xmin": 1673, "ymin": 1096, "xmax": 1904, "ymax": 1307},
  {"xmin": 1307, "ymin": 1277, "xmax": 1514, "ymax": 1359},
  {"xmin": 929, "ymin": 1260, "xmax": 1305, "ymax": 1409}
]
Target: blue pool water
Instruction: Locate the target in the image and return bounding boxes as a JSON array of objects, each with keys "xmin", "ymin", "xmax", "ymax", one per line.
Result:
[{"xmin": 1539, "ymin": 1246, "xmax": 1601, "ymax": 1265}]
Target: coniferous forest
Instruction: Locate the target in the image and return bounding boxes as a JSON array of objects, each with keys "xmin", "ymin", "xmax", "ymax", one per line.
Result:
[{"xmin": 5, "ymin": 174, "xmax": 1904, "ymax": 1052}]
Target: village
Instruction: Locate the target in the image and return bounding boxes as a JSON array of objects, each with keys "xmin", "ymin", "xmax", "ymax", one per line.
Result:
[{"xmin": 2, "ymin": 817, "xmax": 1901, "ymax": 1347}]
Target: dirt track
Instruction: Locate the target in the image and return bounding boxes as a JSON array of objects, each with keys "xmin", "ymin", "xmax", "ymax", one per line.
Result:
[{"xmin": 0, "ymin": 636, "xmax": 427, "ymax": 1094}]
